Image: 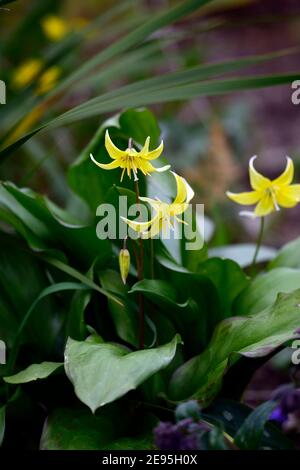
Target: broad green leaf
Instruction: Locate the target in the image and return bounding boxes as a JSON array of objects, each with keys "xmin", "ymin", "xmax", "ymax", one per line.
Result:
[
  {"xmin": 41, "ymin": 256, "xmax": 123, "ymax": 305},
  {"xmin": 269, "ymin": 236, "xmax": 300, "ymax": 270},
  {"xmin": 234, "ymin": 268, "xmax": 300, "ymax": 316},
  {"xmin": 169, "ymin": 288, "xmax": 300, "ymax": 404},
  {"xmin": 64, "ymin": 335, "xmax": 181, "ymax": 412},
  {"xmin": 99, "ymin": 270, "xmax": 138, "ymax": 347},
  {"xmin": 40, "ymin": 407, "xmax": 126, "ymax": 450},
  {"xmin": 0, "ymin": 406, "xmax": 5, "ymax": 447},
  {"xmin": 130, "ymin": 276, "xmax": 219, "ymax": 354},
  {"xmin": 67, "ymin": 288, "xmax": 92, "ymax": 342},
  {"xmin": 40, "ymin": 405, "xmax": 154, "ymax": 450},
  {"xmin": 7, "ymin": 282, "xmax": 90, "ymax": 372},
  {"xmin": 234, "ymin": 401, "xmax": 276, "ymax": 450},
  {"xmin": 209, "ymin": 244, "xmax": 277, "ymax": 268},
  {"xmin": 0, "ymin": 232, "xmax": 64, "ymax": 354},
  {"xmin": 0, "ymin": 182, "xmax": 111, "ymax": 267},
  {"xmin": 4, "ymin": 362, "xmax": 63, "ymax": 384},
  {"xmin": 66, "ymin": 265, "xmax": 95, "ymax": 341},
  {"xmin": 197, "ymin": 258, "xmax": 249, "ymax": 317}
]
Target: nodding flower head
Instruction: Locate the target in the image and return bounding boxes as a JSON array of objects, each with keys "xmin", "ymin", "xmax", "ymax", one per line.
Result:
[
  {"xmin": 90, "ymin": 130, "xmax": 170, "ymax": 182},
  {"xmin": 121, "ymin": 171, "xmax": 194, "ymax": 239},
  {"xmin": 226, "ymin": 156, "xmax": 300, "ymax": 217}
]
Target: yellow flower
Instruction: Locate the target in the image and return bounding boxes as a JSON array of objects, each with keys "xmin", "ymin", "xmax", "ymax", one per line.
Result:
[
  {"xmin": 90, "ymin": 130, "xmax": 170, "ymax": 181},
  {"xmin": 121, "ymin": 172, "xmax": 194, "ymax": 238},
  {"xmin": 37, "ymin": 66, "xmax": 61, "ymax": 95},
  {"xmin": 226, "ymin": 156, "xmax": 300, "ymax": 217},
  {"xmin": 41, "ymin": 15, "xmax": 69, "ymax": 41},
  {"xmin": 12, "ymin": 59, "xmax": 42, "ymax": 89}
]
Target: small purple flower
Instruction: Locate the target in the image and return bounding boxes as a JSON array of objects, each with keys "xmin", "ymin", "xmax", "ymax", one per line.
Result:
[
  {"xmin": 153, "ymin": 418, "xmax": 203, "ymax": 450},
  {"xmin": 270, "ymin": 407, "xmax": 287, "ymax": 424},
  {"xmin": 153, "ymin": 421, "xmax": 182, "ymax": 450},
  {"xmin": 270, "ymin": 387, "xmax": 300, "ymax": 428}
]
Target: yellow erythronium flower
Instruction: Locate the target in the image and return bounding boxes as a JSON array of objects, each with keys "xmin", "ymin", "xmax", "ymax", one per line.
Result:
[
  {"xmin": 37, "ymin": 66, "xmax": 61, "ymax": 95},
  {"xmin": 226, "ymin": 156, "xmax": 300, "ymax": 217},
  {"xmin": 12, "ymin": 59, "xmax": 42, "ymax": 89},
  {"xmin": 90, "ymin": 130, "xmax": 170, "ymax": 181},
  {"xmin": 121, "ymin": 172, "xmax": 194, "ymax": 238},
  {"xmin": 41, "ymin": 15, "xmax": 69, "ymax": 41}
]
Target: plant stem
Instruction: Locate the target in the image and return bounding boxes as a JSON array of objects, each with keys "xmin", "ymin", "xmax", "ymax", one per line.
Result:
[
  {"xmin": 135, "ymin": 179, "xmax": 145, "ymax": 349},
  {"xmin": 150, "ymin": 237, "xmax": 155, "ymax": 279},
  {"xmin": 251, "ymin": 217, "xmax": 265, "ymax": 272}
]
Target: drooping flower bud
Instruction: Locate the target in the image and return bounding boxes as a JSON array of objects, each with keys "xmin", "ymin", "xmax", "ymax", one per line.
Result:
[{"xmin": 119, "ymin": 248, "xmax": 130, "ymax": 285}]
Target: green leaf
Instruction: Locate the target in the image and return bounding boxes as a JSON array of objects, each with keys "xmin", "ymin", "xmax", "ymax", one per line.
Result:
[
  {"xmin": 197, "ymin": 258, "xmax": 249, "ymax": 317},
  {"xmin": 169, "ymin": 288, "xmax": 300, "ymax": 404},
  {"xmin": 99, "ymin": 270, "xmax": 138, "ymax": 347},
  {"xmin": 205, "ymin": 399, "xmax": 292, "ymax": 449},
  {"xmin": 233, "ymin": 268, "xmax": 300, "ymax": 316},
  {"xmin": 40, "ymin": 405, "xmax": 154, "ymax": 450},
  {"xmin": 0, "ymin": 232, "xmax": 64, "ymax": 353},
  {"xmin": 209, "ymin": 244, "xmax": 277, "ymax": 268},
  {"xmin": 0, "ymin": 182, "xmax": 111, "ymax": 268},
  {"xmin": 130, "ymin": 275, "xmax": 219, "ymax": 354},
  {"xmin": 268, "ymin": 236, "xmax": 300, "ymax": 270},
  {"xmin": 4, "ymin": 362, "xmax": 63, "ymax": 384},
  {"xmin": 234, "ymin": 401, "xmax": 276, "ymax": 450},
  {"xmin": 66, "ymin": 265, "xmax": 94, "ymax": 341},
  {"xmin": 7, "ymin": 282, "xmax": 90, "ymax": 372},
  {"xmin": 65, "ymin": 335, "xmax": 181, "ymax": 412},
  {"xmin": 0, "ymin": 406, "xmax": 5, "ymax": 447},
  {"xmin": 40, "ymin": 407, "xmax": 124, "ymax": 450}
]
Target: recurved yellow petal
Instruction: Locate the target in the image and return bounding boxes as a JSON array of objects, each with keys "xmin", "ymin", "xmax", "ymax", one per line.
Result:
[
  {"xmin": 120, "ymin": 216, "xmax": 154, "ymax": 233},
  {"xmin": 138, "ymin": 160, "xmax": 170, "ymax": 175},
  {"xmin": 272, "ymin": 157, "xmax": 294, "ymax": 186},
  {"xmin": 90, "ymin": 153, "xmax": 120, "ymax": 170},
  {"xmin": 172, "ymin": 172, "xmax": 194, "ymax": 205},
  {"xmin": 141, "ymin": 217, "xmax": 163, "ymax": 239},
  {"xmin": 140, "ymin": 138, "xmax": 164, "ymax": 160},
  {"xmin": 139, "ymin": 196, "xmax": 162, "ymax": 212},
  {"xmin": 105, "ymin": 130, "xmax": 126, "ymax": 160},
  {"xmin": 249, "ymin": 156, "xmax": 270, "ymax": 190},
  {"xmin": 226, "ymin": 190, "xmax": 260, "ymax": 205}
]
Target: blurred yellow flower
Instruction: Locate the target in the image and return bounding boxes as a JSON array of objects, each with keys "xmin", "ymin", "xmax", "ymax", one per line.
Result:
[
  {"xmin": 90, "ymin": 130, "xmax": 170, "ymax": 181},
  {"xmin": 12, "ymin": 59, "xmax": 42, "ymax": 89},
  {"xmin": 227, "ymin": 156, "xmax": 300, "ymax": 217},
  {"xmin": 121, "ymin": 172, "xmax": 194, "ymax": 238},
  {"xmin": 41, "ymin": 15, "xmax": 69, "ymax": 41},
  {"xmin": 37, "ymin": 66, "xmax": 61, "ymax": 95}
]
